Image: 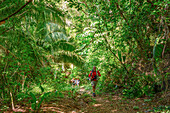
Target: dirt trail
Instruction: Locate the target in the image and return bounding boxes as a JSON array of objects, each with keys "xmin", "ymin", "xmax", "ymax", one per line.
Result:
[
  {"xmin": 3, "ymin": 87, "xmax": 169, "ymax": 113},
  {"xmin": 41, "ymin": 87, "xmax": 169, "ymax": 113}
]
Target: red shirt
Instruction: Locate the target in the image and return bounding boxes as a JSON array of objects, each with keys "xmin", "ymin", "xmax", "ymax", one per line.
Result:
[{"xmin": 88, "ymin": 70, "xmax": 101, "ymax": 81}]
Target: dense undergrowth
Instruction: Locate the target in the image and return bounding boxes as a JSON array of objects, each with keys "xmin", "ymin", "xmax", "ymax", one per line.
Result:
[
  {"xmin": 1, "ymin": 80, "xmax": 170, "ymax": 112},
  {"xmin": 0, "ymin": 0, "xmax": 170, "ymax": 112}
]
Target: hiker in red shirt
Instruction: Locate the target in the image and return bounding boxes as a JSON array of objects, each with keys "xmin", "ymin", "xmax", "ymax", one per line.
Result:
[{"xmin": 88, "ymin": 66, "xmax": 101, "ymax": 97}]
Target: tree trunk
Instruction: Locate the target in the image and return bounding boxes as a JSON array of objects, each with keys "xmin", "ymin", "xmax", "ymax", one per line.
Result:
[
  {"xmin": 10, "ymin": 91, "xmax": 15, "ymax": 110},
  {"xmin": 22, "ymin": 75, "xmax": 26, "ymax": 92}
]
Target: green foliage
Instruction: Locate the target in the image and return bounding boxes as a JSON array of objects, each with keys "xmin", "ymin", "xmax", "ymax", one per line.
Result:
[
  {"xmin": 122, "ymin": 75, "xmax": 159, "ymax": 98},
  {"xmin": 133, "ymin": 106, "xmax": 139, "ymax": 110},
  {"xmin": 118, "ymin": 51, "xmax": 122, "ymax": 62},
  {"xmin": 0, "ymin": 0, "xmax": 85, "ymax": 109},
  {"xmin": 152, "ymin": 105, "xmax": 170, "ymax": 112},
  {"xmin": 144, "ymin": 99, "xmax": 152, "ymax": 102},
  {"xmin": 39, "ymin": 85, "xmax": 44, "ymax": 93},
  {"xmin": 30, "ymin": 92, "xmax": 37, "ymax": 110},
  {"xmin": 29, "ymin": 92, "xmax": 51, "ymax": 111},
  {"xmin": 0, "ymin": 0, "xmax": 169, "ymax": 111}
]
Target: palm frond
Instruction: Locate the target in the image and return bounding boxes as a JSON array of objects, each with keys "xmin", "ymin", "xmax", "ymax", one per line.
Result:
[
  {"xmin": 45, "ymin": 22, "xmax": 68, "ymax": 42},
  {"xmin": 31, "ymin": 1, "xmax": 66, "ymax": 27},
  {"xmin": 53, "ymin": 40, "xmax": 76, "ymax": 52},
  {"xmin": 54, "ymin": 51, "xmax": 85, "ymax": 68}
]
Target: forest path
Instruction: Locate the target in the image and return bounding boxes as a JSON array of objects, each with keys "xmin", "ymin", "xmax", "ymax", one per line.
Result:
[
  {"xmin": 5, "ymin": 86, "xmax": 169, "ymax": 113},
  {"xmin": 40, "ymin": 86, "xmax": 164, "ymax": 113},
  {"xmin": 73, "ymin": 86, "xmax": 149, "ymax": 113}
]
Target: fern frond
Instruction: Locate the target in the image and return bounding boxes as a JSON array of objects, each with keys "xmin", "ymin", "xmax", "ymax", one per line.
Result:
[
  {"xmin": 53, "ymin": 40, "xmax": 76, "ymax": 52},
  {"xmin": 54, "ymin": 51, "xmax": 85, "ymax": 68},
  {"xmin": 45, "ymin": 23, "xmax": 68, "ymax": 42}
]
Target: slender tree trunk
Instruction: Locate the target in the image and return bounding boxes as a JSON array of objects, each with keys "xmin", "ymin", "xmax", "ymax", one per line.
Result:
[
  {"xmin": 22, "ymin": 75, "xmax": 26, "ymax": 92},
  {"xmin": 104, "ymin": 36, "xmax": 129, "ymax": 74},
  {"xmin": 10, "ymin": 91, "xmax": 15, "ymax": 110},
  {"xmin": 2, "ymin": 45, "xmax": 16, "ymax": 110}
]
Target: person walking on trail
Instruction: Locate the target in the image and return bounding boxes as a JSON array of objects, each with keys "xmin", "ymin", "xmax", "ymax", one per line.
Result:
[
  {"xmin": 75, "ymin": 78, "xmax": 80, "ymax": 87},
  {"xmin": 71, "ymin": 78, "xmax": 76, "ymax": 87},
  {"xmin": 88, "ymin": 66, "xmax": 101, "ymax": 97},
  {"xmin": 71, "ymin": 78, "xmax": 80, "ymax": 87}
]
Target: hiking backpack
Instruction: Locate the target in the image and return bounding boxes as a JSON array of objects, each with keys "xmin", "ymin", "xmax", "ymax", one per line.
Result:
[{"xmin": 90, "ymin": 70, "xmax": 98, "ymax": 80}]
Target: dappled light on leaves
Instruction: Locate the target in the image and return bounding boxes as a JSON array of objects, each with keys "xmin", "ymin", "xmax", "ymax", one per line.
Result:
[{"xmin": 0, "ymin": 0, "xmax": 169, "ymax": 112}]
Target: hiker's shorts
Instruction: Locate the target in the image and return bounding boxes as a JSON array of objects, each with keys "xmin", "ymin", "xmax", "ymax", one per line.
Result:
[{"xmin": 91, "ymin": 80, "xmax": 97, "ymax": 87}]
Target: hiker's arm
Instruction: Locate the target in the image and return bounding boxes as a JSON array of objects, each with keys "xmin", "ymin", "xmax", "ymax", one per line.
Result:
[
  {"xmin": 88, "ymin": 71, "xmax": 92, "ymax": 80},
  {"xmin": 88, "ymin": 71, "xmax": 92, "ymax": 77},
  {"xmin": 97, "ymin": 70, "xmax": 101, "ymax": 76}
]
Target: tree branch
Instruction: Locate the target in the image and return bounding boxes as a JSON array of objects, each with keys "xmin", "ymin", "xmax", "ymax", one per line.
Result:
[
  {"xmin": 115, "ymin": 2, "xmax": 144, "ymax": 52},
  {"xmin": 103, "ymin": 36, "xmax": 130, "ymax": 74},
  {"xmin": 76, "ymin": 1, "xmax": 89, "ymax": 15},
  {"xmin": 0, "ymin": 27, "xmax": 14, "ymax": 35},
  {"xmin": 98, "ymin": 16, "xmax": 130, "ymax": 74},
  {"xmin": 0, "ymin": 0, "xmax": 32, "ymax": 23},
  {"xmin": 75, "ymin": 32, "xmax": 97, "ymax": 52},
  {"xmin": 115, "ymin": 2, "xmax": 129, "ymax": 25},
  {"xmin": 0, "ymin": 44, "xmax": 18, "ymax": 59},
  {"xmin": 146, "ymin": 0, "xmax": 157, "ymax": 7}
]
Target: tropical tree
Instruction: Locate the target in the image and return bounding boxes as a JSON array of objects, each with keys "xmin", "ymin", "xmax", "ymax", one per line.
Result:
[
  {"xmin": 66, "ymin": 0, "xmax": 169, "ymax": 96},
  {"xmin": 0, "ymin": 0, "xmax": 84, "ymax": 110}
]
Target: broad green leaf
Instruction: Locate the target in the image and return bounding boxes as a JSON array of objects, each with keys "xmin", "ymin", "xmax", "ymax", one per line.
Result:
[
  {"xmin": 30, "ymin": 92, "xmax": 36, "ymax": 103},
  {"xmin": 123, "ymin": 56, "xmax": 126, "ymax": 62},
  {"xmin": 31, "ymin": 103, "xmax": 36, "ymax": 110},
  {"xmin": 153, "ymin": 37, "xmax": 160, "ymax": 59},
  {"xmin": 118, "ymin": 51, "xmax": 122, "ymax": 62},
  {"xmin": 30, "ymin": 92, "xmax": 37, "ymax": 110},
  {"xmin": 37, "ymin": 92, "xmax": 51, "ymax": 109},
  {"xmin": 39, "ymin": 85, "xmax": 44, "ymax": 93}
]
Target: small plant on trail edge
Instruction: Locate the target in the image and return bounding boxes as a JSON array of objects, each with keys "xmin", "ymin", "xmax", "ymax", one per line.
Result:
[
  {"xmin": 152, "ymin": 105, "xmax": 170, "ymax": 112},
  {"xmin": 82, "ymin": 93, "xmax": 91, "ymax": 98},
  {"xmin": 89, "ymin": 98, "xmax": 96, "ymax": 105},
  {"xmin": 144, "ymin": 99, "xmax": 152, "ymax": 102},
  {"xmin": 133, "ymin": 106, "xmax": 139, "ymax": 110},
  {"xmin": 29, "ymin": 92, "xmax": 51, "ymax": 111}
]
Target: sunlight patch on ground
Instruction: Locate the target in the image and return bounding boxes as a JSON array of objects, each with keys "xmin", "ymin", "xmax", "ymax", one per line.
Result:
[
  {"xmin": 12, "ymin": 105, "xmax": 28, "ymax": 112},
  {"xmin": 13, "ymin": 108, "xmax": 26, "ymax": 112},
  {"xmin": 105, "ymin": 100, "xmax": 110, "ymax": 103},
  {"xmin": 79, "ymin": 88, "xmax": 86, "ymax": 92},
  {"xmin": 112, "ymin": 96, "xmax": 121, "ymax": 100},
  {"xmin": 111, "ymin": 109, "xmax": 118, "ymax": 112},
  {"xmin": 93, "ymin": 104, "xmax": 102, "ymax": 107},
  {"xmin": 95, "ymin": 97, "xmax": 102, "ymax": 101},
  {"xmin": 42, "ymin": 107, "xmax": 63, "ymax": 112}
]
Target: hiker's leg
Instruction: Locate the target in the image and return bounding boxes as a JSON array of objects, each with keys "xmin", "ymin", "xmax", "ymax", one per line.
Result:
[
  {"xmin": 92, "ymin": 82, "xmax": 97, "ymax": 97},
  {"xmin": 93, "ymin": 85, "xmax": 95, "ymax": 93},
  {"xmin": 92, "ymin": 81, "xmax": 97, "ymax": 93},
  {"xmin": 91, "ymin": 81, "xmax": 95, "ymax": 93}
]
